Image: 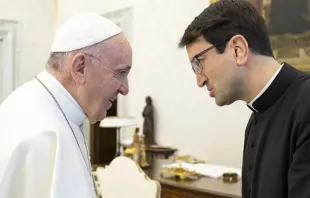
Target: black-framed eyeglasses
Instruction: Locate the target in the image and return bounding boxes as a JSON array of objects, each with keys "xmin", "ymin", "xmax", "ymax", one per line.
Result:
[{"xmin": 190, "ymin": 37, "xmax": 231, "ymax": 74}]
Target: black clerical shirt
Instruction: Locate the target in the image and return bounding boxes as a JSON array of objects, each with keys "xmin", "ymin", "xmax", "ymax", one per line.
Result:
[{"xmin": 242, "ymin": 63, "xmax": 310, "ymax": 198}]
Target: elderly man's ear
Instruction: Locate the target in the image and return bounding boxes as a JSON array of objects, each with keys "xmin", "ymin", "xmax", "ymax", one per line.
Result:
[{"xmin": 70, "ymin": 53, "xmax": 87, "ymax": 84}]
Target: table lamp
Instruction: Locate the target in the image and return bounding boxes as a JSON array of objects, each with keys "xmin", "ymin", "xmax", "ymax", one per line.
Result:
[{"xmin": 100, "ymin": 116, "xmax": 137, "ymax": 157}]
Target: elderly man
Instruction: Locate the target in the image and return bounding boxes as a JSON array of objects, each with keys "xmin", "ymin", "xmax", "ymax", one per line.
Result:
[
  {"xmin": 0, "ymin": 13, "xmax": 132, "ymax": 198},
  {"xmin": 179, "ymin": 0, "xmax": 310, "ymax": 198}
]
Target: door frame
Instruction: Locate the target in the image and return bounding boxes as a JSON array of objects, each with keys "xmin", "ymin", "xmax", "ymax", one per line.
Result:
[{"xmin": 0, "ymin": 19, "xmax": 20, "ymax": 103}]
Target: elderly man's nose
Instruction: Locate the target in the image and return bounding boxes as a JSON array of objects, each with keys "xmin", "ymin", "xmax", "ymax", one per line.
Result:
[{"xmin": 119, "ymin": 79, "xmax": 129, "ymax": 95}]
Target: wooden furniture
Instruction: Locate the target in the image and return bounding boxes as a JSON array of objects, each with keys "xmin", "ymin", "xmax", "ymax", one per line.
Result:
[
  {"xmin": 90, "ymin": 100, "xmax": 117, "ymax": 165},
  {"xmin": 99, "ymin": 117, "xmax": 137, "ymax": 157},
  {"xmin": 94, "ymin": 156, "xmax": 161, "ymax": 198},
  {"xmin": 145, "ymin": 159, "xmax": 242, "ymax": 198},
  {"xmin": 147, "ymin": 147, "xmax": 178, "ymax": 159}
]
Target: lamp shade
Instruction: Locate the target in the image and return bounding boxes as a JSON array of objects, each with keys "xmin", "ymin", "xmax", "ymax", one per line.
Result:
[{"xmin": 99, "ymin": 116, "xmax": 137, "ymax": 128}]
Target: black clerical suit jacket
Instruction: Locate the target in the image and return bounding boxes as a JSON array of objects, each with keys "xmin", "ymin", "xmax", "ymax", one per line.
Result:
[{"xmin": 242, "ymin": 63, "xmax": 310, "ymax": 198}]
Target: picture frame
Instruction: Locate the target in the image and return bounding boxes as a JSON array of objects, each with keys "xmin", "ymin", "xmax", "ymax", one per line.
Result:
[{"xmin": 210, "ymin": 0, "xmax": 310, "ymax": 72}]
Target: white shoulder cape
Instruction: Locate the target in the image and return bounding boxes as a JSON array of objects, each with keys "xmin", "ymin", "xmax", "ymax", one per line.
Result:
[{"xmin": 0, "ymin": 71, "xmax": 97, "ymax": 198}]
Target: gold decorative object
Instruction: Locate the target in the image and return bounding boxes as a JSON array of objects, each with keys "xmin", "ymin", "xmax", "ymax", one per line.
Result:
[
  {"xmin": 222, "ymin": 172, "xmax": 239, "ymax": 183},
  {"xmin": 124, "ymin": 128, "xmax": 149, "ymax": 168},
  {"xmin": 160, "ymin": 167, "xmax": 200, "ymax": 180},
  {"xmin": 139, "ymin": 134, "xmax": 149, "ymax": 168},
  {"xmin": 173, "ymin": 155, "xmax": 205, "ymax": 164}
]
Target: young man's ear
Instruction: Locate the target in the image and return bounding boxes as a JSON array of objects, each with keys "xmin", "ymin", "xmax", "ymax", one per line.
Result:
[{"xmin": 229, "ymin": 34, "xmax": 249, "ymax": 65}]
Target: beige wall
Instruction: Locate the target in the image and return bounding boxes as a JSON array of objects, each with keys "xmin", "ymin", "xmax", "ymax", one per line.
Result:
[
  {"xmin": 58, "ymin": 0, "xmax": 251, "ymax": 168},
  {"xmin": 0, "ymin": 0, "xmax": 55, "ymax": 85}
]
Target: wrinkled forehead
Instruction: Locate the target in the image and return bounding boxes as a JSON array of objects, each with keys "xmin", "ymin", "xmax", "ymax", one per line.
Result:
[
  {"xmin": 186, "ymin": 36, "xmax": 213, "ymax": 61},
  {"xmin": 101, "ymin": 34, "xmax": 132, "ymax": 69}
]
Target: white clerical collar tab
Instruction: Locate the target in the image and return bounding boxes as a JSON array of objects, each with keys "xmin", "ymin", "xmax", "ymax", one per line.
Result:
[
  {"xmin": 247, "ymin": 104, "xmax": 258, "ymax": 113},
  {"xmin": 246, "ymin": 64, "xmax": 284, "ymax": 113}
]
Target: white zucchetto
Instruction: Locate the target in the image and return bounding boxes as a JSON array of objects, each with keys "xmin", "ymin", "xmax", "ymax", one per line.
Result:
[{"xmin": 51, "ymin": 12, "xmax": 122, "ymax": 52}]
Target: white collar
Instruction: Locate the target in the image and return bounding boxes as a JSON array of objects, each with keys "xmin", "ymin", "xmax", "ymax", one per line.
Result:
[
  {"xmin": 36, "ymin": 70, "xmax": 87, "ymax": 126},
  {"xmin": 247, "ymin": 64, "xmax": 284, "ymax": 112}
]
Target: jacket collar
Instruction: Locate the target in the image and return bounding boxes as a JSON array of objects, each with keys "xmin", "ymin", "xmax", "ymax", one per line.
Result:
[{"xmin": 247, "ymin": 63, "xmax": 301, "ymax": 113}]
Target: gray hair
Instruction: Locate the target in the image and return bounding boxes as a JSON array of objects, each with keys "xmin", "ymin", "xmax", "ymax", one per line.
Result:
[{"xmin": 46, "ymin": 41, "xmax": 104, "ymax": 72}]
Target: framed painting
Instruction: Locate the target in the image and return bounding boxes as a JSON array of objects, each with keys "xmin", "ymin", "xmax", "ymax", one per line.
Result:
[{"xmin": 210, "ymin": 0, "xmax": 310, "ymax": 72}]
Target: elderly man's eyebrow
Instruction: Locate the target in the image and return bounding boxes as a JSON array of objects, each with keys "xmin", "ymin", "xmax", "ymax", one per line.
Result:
[{"xmin": 115, "ymin": 65, "xmax": 131, "ymax": 70}]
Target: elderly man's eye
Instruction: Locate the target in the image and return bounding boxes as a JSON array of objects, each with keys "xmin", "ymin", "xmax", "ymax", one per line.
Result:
[
  {"xmin": 114, "ymin": 70, "xmax": 128, "ymax": 79},
  {"xmin": 119, "ymin": 70, "xmax": 129, "ymax": 76}
]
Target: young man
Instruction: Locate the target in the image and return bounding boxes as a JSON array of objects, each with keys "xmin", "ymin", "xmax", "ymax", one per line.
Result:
[
  {"xmin": 0, "ymin": 13, "xmax": 132, "ymax": 198},
  {"xmin": 178, "ymin": 0, "xmax": 310, "ymax": 197}
]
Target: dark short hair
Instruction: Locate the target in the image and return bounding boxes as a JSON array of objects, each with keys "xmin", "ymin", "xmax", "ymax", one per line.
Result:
[{"xmin": 178, "ymin": 0, "xmax": 274, "ymax": 57}]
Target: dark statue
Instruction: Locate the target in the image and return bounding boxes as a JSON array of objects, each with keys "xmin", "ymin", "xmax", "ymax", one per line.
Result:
[{"xmin": 142, "ymin": 96, "xmax": 155, "ymax": 146}]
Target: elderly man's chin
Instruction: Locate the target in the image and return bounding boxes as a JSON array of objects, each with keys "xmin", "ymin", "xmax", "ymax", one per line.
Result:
[
  {"xmin": 88, "ymin": 102, "xmax": 112, "ymax": 123},
  {"xmin": 88, "ymin": 111, "xmax": 107, "ymax": 124},
  {"xmin": 99, "ymin": 111, "xmax": 107, "ymax": 121},
  {"xmin": 98, "ymin": 110, "xmax": 108, "ymax": 121}
]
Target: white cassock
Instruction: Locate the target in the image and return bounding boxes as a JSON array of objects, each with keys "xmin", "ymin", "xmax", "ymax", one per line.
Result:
[{"xmin": 0, "ymin": 70, "xmax": 97, "ymax": 198}]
